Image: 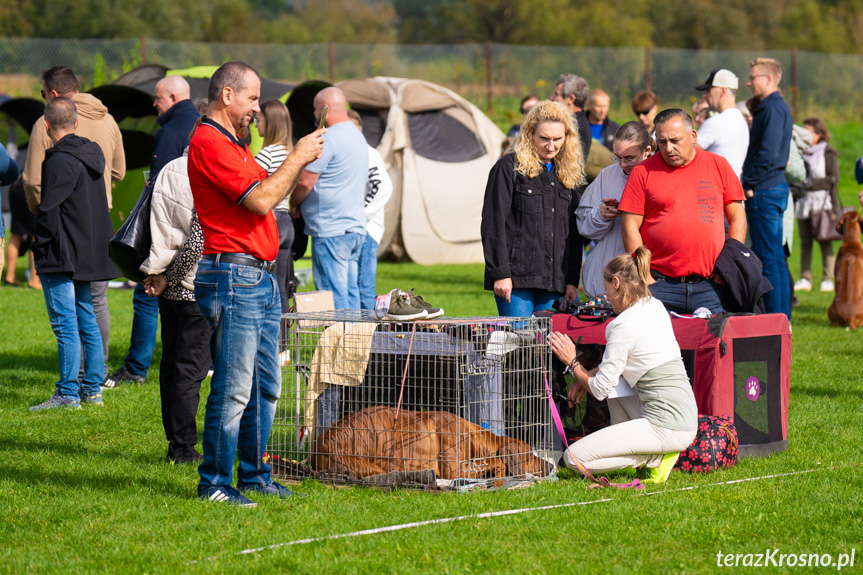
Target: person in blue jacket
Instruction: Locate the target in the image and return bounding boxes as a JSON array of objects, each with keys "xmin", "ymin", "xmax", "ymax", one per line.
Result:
[
  {"xmin": 741, "ymin": 58, "xmax": 793, "ymax": 319},
  {"xmin": 0, "ymin": 144, "xmax": 20, "ymax": 281}
]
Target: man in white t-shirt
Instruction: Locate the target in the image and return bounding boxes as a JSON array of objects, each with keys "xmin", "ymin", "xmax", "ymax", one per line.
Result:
[
  {"xmin": 347, "ymin": 110, "xmax": 394, "ymax": 309},
  {"xmin": 695, "ymin": 69, "xmax": 749, "ymax": 179}
]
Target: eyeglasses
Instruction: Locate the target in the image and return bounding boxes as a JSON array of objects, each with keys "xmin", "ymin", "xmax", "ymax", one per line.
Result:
[
  {"xmin": 635, "ymin": 108, "xmax": 653, "ymax": 116},
  {"xmin": 747, "ymin": 74, "xmax": 768, "ymax": 82},
  {"xmin": 40, "ymin": 89, "xmax": 46, "ymax": 100},
  {"xmin": 610, "ymin": 154, "xmax": 641, "ymax": 166}
]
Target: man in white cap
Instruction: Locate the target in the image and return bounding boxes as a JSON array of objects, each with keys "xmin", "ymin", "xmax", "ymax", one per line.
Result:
[{"xmin": 695, "ymin": 69, "xmax": 749, "ymax": 179}]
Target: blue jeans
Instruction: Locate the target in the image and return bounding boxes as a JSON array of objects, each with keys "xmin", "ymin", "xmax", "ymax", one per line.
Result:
[
  {"xmin": 649, "ymin": 278, "xmax": 725, "ymax": 315},
  {"xmin": 357, "ymin": 234, "xmax": 379, "ymax": 310},
  {"xmin": 746, "ymin": 184, "xmax": 791, "ymax": 318},
  {"xmin": 122, "ymin": 283, "xmax": 159, "ymax": 377},
  {"xmin": 41, "ymin": 274, "xmax": 104, "ymax": 398},
  {"xmin": 194, "ymin": 259, "xmax": 281, "ymax": 490},
  {"xmin": 495, "ymin": 288, "xmax": 561, "ymax": 317},
  {"xmin": 311, "ymin": 232, "xmax": 363, "ymax": 310}
]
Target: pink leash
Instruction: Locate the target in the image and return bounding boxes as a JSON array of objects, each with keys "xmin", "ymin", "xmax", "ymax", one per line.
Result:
[{"xmin": 542, "ymin": 351, "xmax": 643, "ymax": 490}]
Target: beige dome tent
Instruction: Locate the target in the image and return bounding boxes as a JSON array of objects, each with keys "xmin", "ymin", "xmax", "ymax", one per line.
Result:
[{"xmin": 337, "ymin": 77, "xmax": 505, "ymax": 265}]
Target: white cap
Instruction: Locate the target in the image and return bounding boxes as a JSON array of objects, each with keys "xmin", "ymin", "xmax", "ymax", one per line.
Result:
[{"xmin": 695, "ymin": 69, "xmax": 739, "ymax": 91}]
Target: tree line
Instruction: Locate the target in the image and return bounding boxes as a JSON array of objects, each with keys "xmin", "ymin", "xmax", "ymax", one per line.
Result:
[{"xmin": 2, "ymin": 0, "xmax": 862, "ymax": 54}]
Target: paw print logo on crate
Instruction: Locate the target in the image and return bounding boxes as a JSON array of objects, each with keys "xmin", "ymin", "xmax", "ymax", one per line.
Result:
[{"xmin": 745, "ymin": 377, "xmax": 761, "ymax": 401}]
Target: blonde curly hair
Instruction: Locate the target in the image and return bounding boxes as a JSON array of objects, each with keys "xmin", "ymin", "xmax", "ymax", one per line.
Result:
[{"xmin": 513, "ymin": 100, "xmax": 585, "ymax": 189}]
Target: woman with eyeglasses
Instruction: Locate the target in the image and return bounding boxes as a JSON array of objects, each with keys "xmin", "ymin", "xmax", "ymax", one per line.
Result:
[
  {"xmin": 481, "ymin": 100, "xmax": 585, "ymax": 316},
  {"xmin": 254, "ymin": 100, "xmax": 294, "ymax": 365},
  {"xmin": 576, "ymin": 122, "xmax": 653, "ymax": 299}
]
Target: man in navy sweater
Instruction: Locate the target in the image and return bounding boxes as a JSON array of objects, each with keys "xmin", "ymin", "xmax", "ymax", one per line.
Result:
[
  {"xmin": 105, "ymin": 75, "xmax": 201, "ymax": 389},
  {"xmin": 742, "ymin": 57, "xmax": 793, "ymax": 319}
]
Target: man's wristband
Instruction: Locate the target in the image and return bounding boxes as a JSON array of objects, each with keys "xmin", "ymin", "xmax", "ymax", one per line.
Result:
[{"xmin": 564, "ymin": 359, "xmax": 580, "ymax": 376}]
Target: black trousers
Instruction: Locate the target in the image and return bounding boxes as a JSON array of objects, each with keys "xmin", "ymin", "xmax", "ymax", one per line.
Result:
[
  {"xmin": 275, "ymin": 210, "xmax": 295, "ymax": 352},
  {"xmin": 158, "ymin": 297, "xmax": 212, "ymax": 448}
]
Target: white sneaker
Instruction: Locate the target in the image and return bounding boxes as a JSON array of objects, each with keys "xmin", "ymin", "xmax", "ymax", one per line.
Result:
[
  {"xmin": 820, "ymin": 280, "xmax": 834, "ymax": 292},
  {"xmin": 279, "ymin": 350, "xmax": 291, "ymax": 366},
  {"xmin": 794, "ymin": 278, "xmax": 812, "ymax": 292}
]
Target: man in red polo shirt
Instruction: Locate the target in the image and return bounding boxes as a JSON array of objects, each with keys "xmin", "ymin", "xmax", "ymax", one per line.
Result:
[
  {"xmin": 620, "ymin": 108, "xmax": 746, "ymax": 315},
  {"xmin": 188, "ymin": 61, "xmax": 324, "ymax": 507}
]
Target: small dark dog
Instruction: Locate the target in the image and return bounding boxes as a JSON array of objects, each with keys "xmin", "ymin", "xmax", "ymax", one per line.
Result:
[{"xmin": 552, "ymin": 342, "xmax": 608, "ymax": 436}]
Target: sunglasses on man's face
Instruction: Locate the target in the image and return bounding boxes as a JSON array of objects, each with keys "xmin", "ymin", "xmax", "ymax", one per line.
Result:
[{"xmin": 635, "ymin": 108, "xmax": 653, "ymax": 116}]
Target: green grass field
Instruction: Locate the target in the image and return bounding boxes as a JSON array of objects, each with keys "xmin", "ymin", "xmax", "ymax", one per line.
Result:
[{"xmin": 2, "ymin": 124, "xmax": 862, "ymax": 574}]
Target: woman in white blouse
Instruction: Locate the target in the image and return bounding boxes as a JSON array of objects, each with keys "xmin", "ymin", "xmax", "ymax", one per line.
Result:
[
  {"xmin": 549, "ymin": 246, "xmax": 697, "ymax": 484},
  {"xmin": 254, "ymin": 100, "xmax": 294, "ymax": 364}
]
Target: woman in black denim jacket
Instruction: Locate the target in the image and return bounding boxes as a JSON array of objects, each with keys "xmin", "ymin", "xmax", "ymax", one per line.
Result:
[{"xmin": 481, "ymin": 100, "xmax": 585, "ymax": 317}]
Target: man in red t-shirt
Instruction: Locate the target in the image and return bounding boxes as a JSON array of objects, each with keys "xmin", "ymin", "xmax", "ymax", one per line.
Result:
[
  {"xmin": 620, "ymin": 108, "xmax": 746, "ymax": 315},
  {"xmin": 188, "ymin": 61, "xmax": 324, "ymax": 507}
]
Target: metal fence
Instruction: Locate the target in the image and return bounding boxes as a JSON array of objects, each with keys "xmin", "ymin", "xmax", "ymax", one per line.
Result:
[{"xmin": 2, "ymin": 37, "xmax": 862, "ymax": 116}]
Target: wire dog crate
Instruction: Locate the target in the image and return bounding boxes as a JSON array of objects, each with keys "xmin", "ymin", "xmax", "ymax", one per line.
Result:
[{"xmin": 270, "ymin": 311, "xmax": 556, "ymax": 491}]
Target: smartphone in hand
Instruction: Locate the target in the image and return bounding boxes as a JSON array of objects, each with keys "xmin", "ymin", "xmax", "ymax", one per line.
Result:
[
  {"xmin": 602, "ymin": 198, "xmax": 619, "ymax": 207},
  {"xmin": 317, "ymin": 105, "xmax": 328, "ymax": 130}
]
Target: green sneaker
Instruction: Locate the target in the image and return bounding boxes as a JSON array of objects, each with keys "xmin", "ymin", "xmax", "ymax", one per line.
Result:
[
  {"xmin": 384, "ymin": 292, "xmax": 428, "ymax": 321},
  {"xmin": 639, "ymin": 452, "xmax": 680, "ymax": 484},
  {"xmin": 405, "ymin": 289, "xmax": 444, "ymax": 319}
]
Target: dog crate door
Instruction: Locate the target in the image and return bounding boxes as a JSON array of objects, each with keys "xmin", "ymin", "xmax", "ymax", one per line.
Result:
[{"xmin": 731, "ymin": 335, "xmax": 785, "ymax": 453}]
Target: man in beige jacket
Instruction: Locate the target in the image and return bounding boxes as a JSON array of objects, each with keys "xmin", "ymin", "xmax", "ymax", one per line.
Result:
[{"xmin": 24, "ymin": 66, "xmax": 126, "ymax": 379}]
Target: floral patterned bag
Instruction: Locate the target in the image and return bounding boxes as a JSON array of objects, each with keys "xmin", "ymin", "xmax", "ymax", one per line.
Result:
[{"xmin": 675, "ymin": 415, "xmax": 738, "ymax": 473}]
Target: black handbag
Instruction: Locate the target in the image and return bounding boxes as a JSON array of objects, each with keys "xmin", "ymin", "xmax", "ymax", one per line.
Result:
[
  {"xmin": 108, "ymin": 179, "xmax": 155, "ymax": 282},
  {"xmin": 291, "ymin": 212, "xmax": 308, "ymax": 261}
]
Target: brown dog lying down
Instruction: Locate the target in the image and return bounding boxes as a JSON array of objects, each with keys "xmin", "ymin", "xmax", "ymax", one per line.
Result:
[
  {"xmin": 828, "ymin": 211, "xmax": 863, "ymax": 329},
  {"xmin": 314, "ymin": 406, "xmax": 552, "ymax": 481}
]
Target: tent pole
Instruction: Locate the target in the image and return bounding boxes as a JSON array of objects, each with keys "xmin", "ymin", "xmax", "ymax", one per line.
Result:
[{"xmin": 485, "ymin": 42, "xmax": 493, "ymax": 115}]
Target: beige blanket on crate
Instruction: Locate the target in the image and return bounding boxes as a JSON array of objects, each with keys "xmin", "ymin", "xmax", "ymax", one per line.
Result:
[{"xmin": 304, "ymin": 321, "xmax": 379, "ymax": 440}]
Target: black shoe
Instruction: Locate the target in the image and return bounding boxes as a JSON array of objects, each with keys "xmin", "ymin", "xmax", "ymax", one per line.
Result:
[
  {"xmin": 167, "ymin": 444, "xmax": 203, "ymax": 464},
  {"xmin": 103, "ymin": 366, "xmax": 146, "ymax": 389}
]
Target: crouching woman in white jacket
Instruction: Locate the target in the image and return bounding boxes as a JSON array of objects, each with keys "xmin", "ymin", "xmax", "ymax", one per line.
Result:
[{"xmin": 549, "ymin": 246, "xmax": 697, "ymax": 484}]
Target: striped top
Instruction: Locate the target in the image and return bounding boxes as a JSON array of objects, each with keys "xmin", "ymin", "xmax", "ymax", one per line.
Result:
[{"xmin": 255, "ymin": 143, "xmax": 290, "ymax": 211}]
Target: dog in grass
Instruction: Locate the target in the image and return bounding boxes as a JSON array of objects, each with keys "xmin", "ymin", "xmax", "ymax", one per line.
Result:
[
  {"xmin": 828, "ymin": 211, "xmax": 863, "ymax": 328},
  {"xmin": 313, "ymin": 406, "xmax": 552, "ymax": 482}
]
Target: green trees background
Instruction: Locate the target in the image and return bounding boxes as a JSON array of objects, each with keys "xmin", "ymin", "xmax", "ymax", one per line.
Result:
[{"xmin": 2, "ymin": 0, "xmax": 862, "ymax": 53}]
